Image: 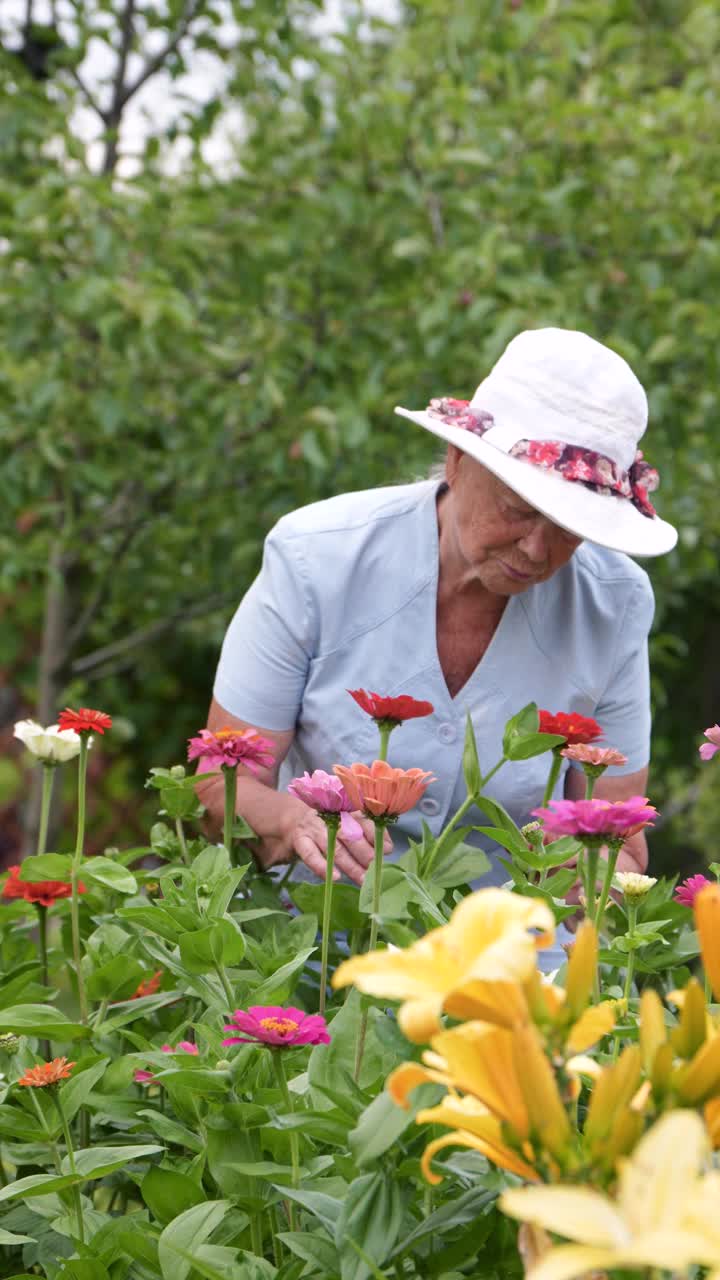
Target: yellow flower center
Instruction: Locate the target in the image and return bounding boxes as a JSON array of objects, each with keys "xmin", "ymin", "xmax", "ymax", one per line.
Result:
[
  {"xmin": 215, "ymin": 728, "xmax": 239, "ymax": 740},
  {"xmin": 259, "ymin": 1017, "xmax": 299, "ymax": 1035}
]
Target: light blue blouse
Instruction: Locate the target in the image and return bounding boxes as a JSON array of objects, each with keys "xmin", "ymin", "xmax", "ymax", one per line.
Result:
[{"xmin": 214, "ymin": 480, "xmax": 654, "ymax": 959}]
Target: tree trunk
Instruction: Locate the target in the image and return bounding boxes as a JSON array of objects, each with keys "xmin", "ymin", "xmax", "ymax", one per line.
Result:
[{"xmin": 23, "ymin": 543, "xmax": 68, "ymax": 857}]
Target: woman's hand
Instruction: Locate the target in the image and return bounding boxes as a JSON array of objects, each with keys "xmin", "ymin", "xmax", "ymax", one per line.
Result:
[{"xmin": 273, "ymin": 802, "xmax": 393, "ymax": 886}]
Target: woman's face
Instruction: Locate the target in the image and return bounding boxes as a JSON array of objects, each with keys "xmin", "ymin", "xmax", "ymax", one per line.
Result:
[{"xmin": 442, "ymin": 447, "xmax": 582, "ymax": 595}]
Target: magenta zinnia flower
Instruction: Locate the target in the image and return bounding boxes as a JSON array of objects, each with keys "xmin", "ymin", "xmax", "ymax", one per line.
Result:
[
  {"xmin": 699, "ymin": 725, "xmax": 720, "ymax": 761},
  {"xmin": 287, "ymin": 770, "xmax": 363, "ymax": 841},
  {"xmin": 674, "ymin": 874, "xmax": 713, "ymax": 907},
  {"xmin": 187, "ymin": 727, "xmax": 275, "ymax": 775},
  {"xmin": 532, "ymin": 796, "xmax": 658, "ymax": 840},
  {"xmin": 222, "ymin": 1005, "xmax": 330, "ymax": 1048}
]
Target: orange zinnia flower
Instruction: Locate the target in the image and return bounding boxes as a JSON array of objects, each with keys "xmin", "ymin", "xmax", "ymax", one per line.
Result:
[
  {"xmin": 333, "ymin": 760, "xmax": 435, "ymax": 818},
  {"xmin": 17, "ymin": 1057, "xmax": 75, "ymax": 1087},
  {"xmin": 131, "ymin": 970, "xmax": 163, "ymax": 999}
]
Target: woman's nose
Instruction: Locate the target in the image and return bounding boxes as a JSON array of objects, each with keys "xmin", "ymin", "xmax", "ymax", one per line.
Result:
[{"xmin": 517, "ymin": 520, "xmax": 550, "ymax": 563}]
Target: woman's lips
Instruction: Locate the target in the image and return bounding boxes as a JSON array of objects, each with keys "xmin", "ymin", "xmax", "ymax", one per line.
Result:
[{"xmin": 498, "ymin": 560, "xmax": 535, "ymax": 582}]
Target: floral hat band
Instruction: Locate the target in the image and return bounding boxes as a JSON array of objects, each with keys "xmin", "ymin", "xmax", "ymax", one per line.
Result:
[{"xmin": 426, "ymin": 397, "xmax": 660, "ymax": 519}]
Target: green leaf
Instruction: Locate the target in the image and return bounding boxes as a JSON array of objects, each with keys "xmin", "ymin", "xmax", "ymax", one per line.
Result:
[
  {"xmin": 427, "ymin": 840, "xmax": 490, "ymax": 888},
  {"xmin": 0, "ymin": 1226, "xmax": 36, "ymax": 1244},
  {"xmin": 58, "ymin": 1262, "xmax": 111, "ymax": 1280},
  {"xmin": 118, "ymin": 905, "xmax": 184, "ymax": 943},
  {"xmin": 349, "ymin": 1083, "xmax": 442, "ymax": 1167},
  {"xmin": 462, "ymin": 714, "xmax": 482, "ymax": 795},
  {"xmin": 359, "ymin": 864, "xmax": 412, "ymax": 920},
  {"xmin": 158, "ymin": 1200, "xmax": 230, "ymax": 1280},
  {"xmin": 0, "ymin": 1004, "xmax": 89, "ymax": 1039},
  {"xmin": 392, "ymin": 1187, "xmax": 496, "ymax": 1256},
  {"xmin": 87, "ymin": 956, "xmax": 146, "ymax": 1000},
  {"xmin": 61, "ymin": 1143, "xmax": 162, "ymax": 1178},
  {"xmin": 82, "ymin": 857, "xmax": 138, "ymax": 894},
  {"xmin": 58, "ymin": 1059, "xmax": 109, "ymax": 1123},
  {"xmin": 502, "ymin": 704, "xmax": 566, "ymax": 760},
  {"xmin": 334, "ymin": 1172, "xmax": 404, "ymax": 1280},
  {"xmin": 178, "ymin": 919, "xmax": 245, "ymax": 973},
  {"xmin": 17, "ymin": 853, "xmax": 74, "ymax": 881},
  {"xmin": 273, "ymin": 1186, "xmax": 342, "ymax": 1232},
  {"xmin": 277, "ymin": 1231, "xmax": 338, "ymax": 1273},
  {"xmin": 251, "ymin": 947, "xmax": 316, "ymax": 1004},
  {"xmin": 142, "ymin": 1166, "xmax": 205, "ymax": 1224},
  {"xmin": 289, "ymin": 882, "xmax": 364, "ymax": 931}
]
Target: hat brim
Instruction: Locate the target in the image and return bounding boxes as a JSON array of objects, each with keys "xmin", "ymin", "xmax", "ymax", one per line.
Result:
[{"xmin": 395, "ymin": 406, "xmax": 677, "ymax": 558}]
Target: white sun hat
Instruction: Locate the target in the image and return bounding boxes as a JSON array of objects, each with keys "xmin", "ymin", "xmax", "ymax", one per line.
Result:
[{"xmin": 395, "ymin": 327, "xmax": 677, "ymax": 557}]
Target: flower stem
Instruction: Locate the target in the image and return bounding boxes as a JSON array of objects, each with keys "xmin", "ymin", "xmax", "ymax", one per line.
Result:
[
  {"xmin": 377, "ymin": 724, "xmax": 392, "ymax": 762},
  {"xmin": 542, "ymin": 751, "xmax": 563, "ymax": 807},
  {"xmin": 36, "ymin": 904, "xmax": 49, "ymax": 989},
  {"xmin": 354, "ymin": 821, "xmax": 386, "ymax": 1081},
  {"xmin": 583, "ymin": 770, "xmax": 597, "ymax": 800},
  {"xmin": 269, "ymin": 1051, "xmax": 298, "ymax": 1230},
  {"xmin": 424, "ymin": 795, "xmax": 473, "ymax": 877},
  {"xmin": 37, "ymin": 764, "xmax": 55, "ymax": 857},
  {"xmin": 594, "ymin": 841, "xmax": 622, "ymax": 933},
  {"xmin": 223, "ymin": 765, "xmax": 237, "ymax": 862},
  {"xmin": 250, "ymin": 1207, "xmax": 263, "ymax": 1256},
  {"xmin": 583, "ymin": 843, "xmax": 600, "ymax": 921},
  {"xmin": 623, "ymin": 902, "xmax": 639, "ymax": 1004},
  {"xmin": 214, "ymin": 962, "xmax": 235, "ymax": 1011},
  {"xmin": 51, "ymin": 1089, "xmax": 85, "ymax": 1244},
  {"xmin": 70, "ymin": 737, "xmax": 89, "ymax": 1023},
  {"xmin": 319, "ymin": 818, "xmax": 339, "ymax": 1015},
  {"xmin": 175, "ymin": 817, "xmax": 191, "ymax": 866},
  {"xmin": 367, "ymin": 820, "xmax": 385, "ymax": 956}
]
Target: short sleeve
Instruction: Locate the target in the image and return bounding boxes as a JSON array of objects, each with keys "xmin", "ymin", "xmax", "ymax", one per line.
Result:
[
  {"xmin": 213, "ymin": 527, "xmax": 317, "ymax": 730},
  {"xmin": 578, "ymin": 576, "xmax": 655, "ymax": 775}
]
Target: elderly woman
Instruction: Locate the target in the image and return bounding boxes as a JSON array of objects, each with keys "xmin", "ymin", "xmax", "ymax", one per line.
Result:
[{"xmin": 196, "ymin": 328, "xmax": 676, "ymax": 900}]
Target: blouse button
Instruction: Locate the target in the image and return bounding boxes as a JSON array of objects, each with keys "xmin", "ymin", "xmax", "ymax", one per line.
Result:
[
  {"xmin": 419, "ymin": 796, "xmax": 440, "ymax": 816},
  {"xmin": 437, "ymin": 722, "xmax": 457, "ymax": 744}
]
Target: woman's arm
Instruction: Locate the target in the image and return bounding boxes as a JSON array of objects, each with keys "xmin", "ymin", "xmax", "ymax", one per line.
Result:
[{"xmin": 194, "ymin": 698, "xmax": 388, "ymax": 886}]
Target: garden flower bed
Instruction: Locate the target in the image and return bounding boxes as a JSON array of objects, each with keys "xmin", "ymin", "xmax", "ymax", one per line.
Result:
[{"xmin": 1, "ymin": 701, "xmax": 719, "ymax": 1280}]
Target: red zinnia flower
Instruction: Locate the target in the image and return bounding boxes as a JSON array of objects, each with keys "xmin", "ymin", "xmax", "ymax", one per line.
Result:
[
  {"xmin": 2, "ymin": 865, "xmax": 86, "ymax": 907},
  {"xmin": 18, "ymin": 1057, "xmax": 75, "ymax": 1087},
  {"xmin": 348, "ymin": 689, "xmax": 434, "ymax": 725},
  {"xmin": 57, "ymin": 707, "xmax": 112, "ymax": 735},
  {"xmin": 538, "ymin": 710, "xmax": 603, "ymax": 745},
  {"xmin": 131, "ymin": 970, "xmax": 163, "ymax": 999}
]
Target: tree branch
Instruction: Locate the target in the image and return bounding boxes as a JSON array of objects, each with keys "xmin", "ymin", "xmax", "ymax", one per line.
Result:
[
  {"xmin": 70, "ymin": 591, "xmax": 235, "ymax": 676},
  {"xmin": 117, "ymin": 0, "xmax": 205, "ymax": 112}
]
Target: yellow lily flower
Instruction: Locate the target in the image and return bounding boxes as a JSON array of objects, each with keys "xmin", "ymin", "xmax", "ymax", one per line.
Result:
[
  {"xmin": 416, "ymin": 1094, "xmax": 539, "ymax": 1184},
  {"xmin": 641, "ymin": 980, "xmax": 720, "ymax": 1107},
  {"xmin": 332, "ymin": 888, "xmax": 554, "ymax": 1042},
  {"xmin": 695, "ymin": 882, "xmax": 720, "ymax": 1001},
  {"xmin": 500, "ymin": 1110, "xmax": 718, "ymax": 1280},
  {"xmin": 431, "ymin": 1021, "xmax": 531, "ymax": 1136}
]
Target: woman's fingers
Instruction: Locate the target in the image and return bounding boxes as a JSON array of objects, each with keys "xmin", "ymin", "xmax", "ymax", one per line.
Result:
[
  {"xmin": 357, "ymin": 815, "xmax": 393, "ymax": 853},
  {"xmin": 293, "ymin": 833, "xmax": 341, "ymax": 882}
]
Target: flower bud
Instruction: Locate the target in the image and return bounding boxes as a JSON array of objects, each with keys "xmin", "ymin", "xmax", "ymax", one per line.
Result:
[
  {"xmin": 215, "ymin": 1059, "xmax": 232, "ymax": 1071},
  {"xmin": 170, "ymin": 765, "xmax": 186, "ymax": 779},
  {"xmin": 614, "ymin": 871, "xmax": 657, "ymax": 902},
  {"xmin": 0, "ymin": 1034, "xmax": 20, "ymax": 1054}
]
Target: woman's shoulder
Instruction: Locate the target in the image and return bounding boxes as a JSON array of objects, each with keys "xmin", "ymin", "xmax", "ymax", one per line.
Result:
[
  {"xmin": 272, "ymin": 480, "xmax": 436, "ymax": 543},
  {"xmin": 529, "ymin": 541, "xmax": 654, "ymax": 635}
]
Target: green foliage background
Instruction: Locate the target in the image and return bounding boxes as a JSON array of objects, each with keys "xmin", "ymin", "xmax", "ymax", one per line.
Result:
[{"xmin": 2, "ymin": 0, "xmax": 719, "ymax": 873}]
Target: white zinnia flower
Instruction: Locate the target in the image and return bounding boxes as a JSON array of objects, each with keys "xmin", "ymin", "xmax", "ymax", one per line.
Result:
[
  {"xmin": 14, "ymin": 719, "xmax": 82, "ymax": 764},
  {"xmin": 614, "ymin": 871, "xmax": 657, "ymax": 901}
]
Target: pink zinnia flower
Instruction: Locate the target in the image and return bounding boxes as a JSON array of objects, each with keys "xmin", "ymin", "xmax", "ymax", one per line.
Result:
[
  {"xmin": 532, "ymin": 796, "xmax": 658, "ymax": 840},
  {"xmin": 187, "ymin": 727, "xmax": 275, "ymax": 775},
  {"xmin": 561, "ymin": 745, "xmax": 628, "ymax": 768},
  {"xmin": 674, "ymin": 874, "xmax": 713, "ymax": 908},
  {"xmin": 222, "ymin": 1005, "xmax": 330, "ymax": 1048},
  {"xmin": 287, "ymin": 770, "xmax": 363, "ymax": 841},
  {"xmin": 134, "ymin": 1039, "xmax": 199, "ymax": 1084},
  {"xmin": 333, "ymin": 760, "xmax": 435, "ymax": 819},
  {"xmin": 699, "ymin": 725, "xmax": 720, "ymax": 762}
]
